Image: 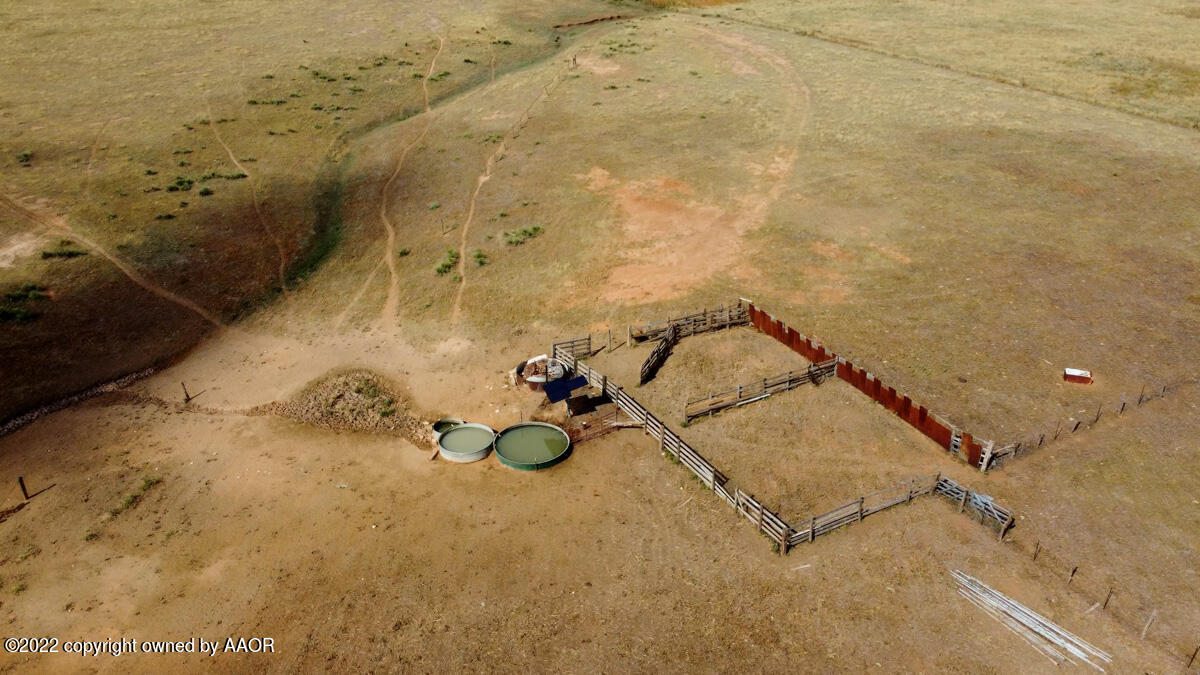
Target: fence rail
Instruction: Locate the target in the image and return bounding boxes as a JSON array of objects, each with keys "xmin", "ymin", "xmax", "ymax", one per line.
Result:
[
  {"xmin": 550, "ymin": 335, "xmax": 593, "ymax": 359},
  {"xmin": 566, "ymin": 408, "xmax": 622, "ymax": 445},
  {"xmin": 639, "ymin": 325, "xmax": 678, "ymax": 385},
  {"xmin": 628, "ymin": 302, "xmax": 749, "ymax": 343},
  {"xmin": 685, "ymin": 359, "xmax": 838, "ymax": 421},
  {"xmin": 552, "ymin": 341, "xmax": 1012, "ymax": 554}
]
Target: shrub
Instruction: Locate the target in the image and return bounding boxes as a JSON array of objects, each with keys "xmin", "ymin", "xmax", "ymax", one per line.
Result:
[
  {"xmin": 435, "ymin": 248, "xmax": 460, "ymax": 275},
  {"xmin": 0, "ymin": 307, "xmax": 38, "ymax": 323},
  {"xmin": 473, "ymin": 249, "xmax": 489, "ymax": 266},
  {"xmin": 198, "ymin": 187, "xmax": 214, "ymax": 197},
  {"xmin": 503, "ymin": 225, "xmax": 544, "ymax": 246},
  {"xmin": 398, "ymin": 248, "xmax": 410, "ymax": 257},
  {"xmin": 4, "ymin": 284, "xmax": 48, "ymax": 302}
]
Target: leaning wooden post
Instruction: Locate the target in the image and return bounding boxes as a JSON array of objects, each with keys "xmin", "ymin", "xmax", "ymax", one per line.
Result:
[
  {"xmin": 1185, "ymin": 643, "xmax": 1199, "ymax": 669},
  {"xmin": 1068, "ymin": 566, "xmax": 1078, "ymax": 585},
  {"xmin": 1138, "ymin": 383, "xmax": 1146, "ymax": 404},
  {"xmin": 998, "ymin": 514, "xmax": 1014, "ymax": 541},
  {"xmin": 18, "ymin": 476, "xmax": 30, "ymax": 501},
  {"xmin": 1094, "ymin": 403, "xmax": 1102, "ymax": 423},
  {"xmin": 627, "ymin": 324, "xmax": 633, "ymax": 349},
  {"xmin": 1033, "ymin": 540, "xmax": 1041, "ymax": 561},
  {"xmin": 1102, "ymin": 587, "xmax": 1113, "ymax": 610}
]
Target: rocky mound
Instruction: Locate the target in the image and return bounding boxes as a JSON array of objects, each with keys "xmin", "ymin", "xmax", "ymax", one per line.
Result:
[{"xmin": 266, "ymin": 370, "xmax": 428, "ymax": 446}]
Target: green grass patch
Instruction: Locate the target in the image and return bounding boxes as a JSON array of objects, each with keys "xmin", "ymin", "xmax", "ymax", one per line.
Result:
[
  {"xmin": 435, "ymin": 248, "xmax": 460, "ymax": 275},
  {"xmin": 473, "ymin": 249, "xmax": 489, "ymax": 266},
  {"xmin": 503, "ymin": 225, "xmax": 544, "ymax": 246},
  {"xmin": 4, "ymin": 284, "xmax": 48, "ymax": 303}
]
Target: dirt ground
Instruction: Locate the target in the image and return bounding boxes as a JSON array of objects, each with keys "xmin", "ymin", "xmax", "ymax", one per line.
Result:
[{"xmin": 3, "ymin": 0, "xmax": 1200, "ymax": 672}]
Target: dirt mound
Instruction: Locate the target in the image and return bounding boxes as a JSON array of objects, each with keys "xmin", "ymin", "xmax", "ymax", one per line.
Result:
[{"xmin": 264, "ymin": 370, "xmax": 428, "ymax": 446}]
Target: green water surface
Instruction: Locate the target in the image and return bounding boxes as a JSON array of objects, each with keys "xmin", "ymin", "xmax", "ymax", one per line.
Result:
[{"xmin": 495, "ymin": 425, "xmax": 569, "ymax": 464}]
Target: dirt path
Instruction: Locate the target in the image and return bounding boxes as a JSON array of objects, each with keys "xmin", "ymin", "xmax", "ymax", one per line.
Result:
[
  {"xmin": 206, "ymin": 116, "xmax": 291, "ymax": 294},
  {"xmin": 331, "ymin": 257, "xmax": 385, "ymax": 331},
  {"xmin": 374, "ymin": 36, "xmax": 446, "ymax": 329},
  {"xmin": 0, "ymin": 193, "xmax": 225, "ymax": 327},
  {"xmin": 448, "ymin": 52, "xmax": 582, "ymax": 325}
]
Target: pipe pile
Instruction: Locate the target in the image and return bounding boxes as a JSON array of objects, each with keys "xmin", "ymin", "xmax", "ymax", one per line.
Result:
[{"xmin": 953, "ymin": 570, "xmax": 1112, "ymax": 671}]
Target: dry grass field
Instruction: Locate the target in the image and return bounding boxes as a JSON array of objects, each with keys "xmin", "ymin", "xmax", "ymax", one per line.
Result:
[{"xmin": 2, "ymin": 0, "xmax": 1199, "ymax": 671}]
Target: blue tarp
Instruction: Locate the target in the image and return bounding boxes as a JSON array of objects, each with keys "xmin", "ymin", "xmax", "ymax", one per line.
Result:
[{"xmin": 544, "ymin": 376, "xmax": 588, "ymax": 403}]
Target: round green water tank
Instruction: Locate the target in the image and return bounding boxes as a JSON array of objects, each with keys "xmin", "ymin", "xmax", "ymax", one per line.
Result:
[{"xmin": 493, "ymin": 422, "xmax": 572, "ymax": 471}]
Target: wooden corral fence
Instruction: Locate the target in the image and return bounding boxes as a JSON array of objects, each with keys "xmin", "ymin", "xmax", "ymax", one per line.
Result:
[
  {"xmin": 550, "ymin": 335, "xmax": 593, "ymax": 359},
  {"xmin": 628, "ymin": 302, "xmax": 749, "ymax": 344},
  {"xmin": 744, "ymin": 302, "xmax": 995, "ymax": 471},
  {"xmin": 786, "ymin": 474, "xmax": 1012, "ymax": 547},
  {"xmin": 566, "ymin": 408, "xmax": 622, "ymax": 445},
  {"xmin": 685, "ymin": 358, "xmax": 838, "ymax": 421},
  {"xmin": 551, "ymin": 343, "xmax": 1013, "ymax": 553},
  {"xmin": 639, "ymin": 325, "xmax": 678, "ymax": 385}
]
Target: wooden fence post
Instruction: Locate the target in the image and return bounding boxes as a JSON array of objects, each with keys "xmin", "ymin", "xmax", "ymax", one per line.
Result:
[
  {"xmin": 958, "ymin": 491, "xmax": 968, "ymax": 513},
  {"xmin": 808, "ymin": 516, "xmax": 815, "ymax": 543},
  {"xmin": 756, "ymin": 500, "xmax": 764, "ymax": 533},
  {"xmin": 998, "ymin": 515, "xmax": 1014, "ymax": 541},
  {"xmin": 1186, "ymin": 643, "xmax": 1198, "ymax": 669},
  {"xmin": 1103, "ymin": 587, "xmax": 1113, "ymax": 610},
  {"xmin": 856, "ymin": 497, "xmax": 864, "ymax": 522},
  {"xmin": 1095, "ymin": 403, "xmax": 1102, "ymax": 423},
  {"xmin": 1033, "ymin": 540, "xmax": 1041, "ymax": 561},
  {"xmin": 1139, "ymin": 383, "xmax": 1146, "ymax": 404},
  {"xmin": 18, "ymin": 476, "xmax": 29, "ymax": 501},
  {"xmin": 1068, "ymin": 566, "xmax": 1078, "ymax": 585}
]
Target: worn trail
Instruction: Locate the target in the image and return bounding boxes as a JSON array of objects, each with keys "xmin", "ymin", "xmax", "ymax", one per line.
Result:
[
  {"xmin": 375, "ymin": 35, "xmax": 446, "ymax": 329},
  {"xmin": 0, "ymin": 193, "xmax": 224, "ymax": 327},
  {"xmin": 207, "ymin": 116, "xmax": 291, "ymax": 293}
]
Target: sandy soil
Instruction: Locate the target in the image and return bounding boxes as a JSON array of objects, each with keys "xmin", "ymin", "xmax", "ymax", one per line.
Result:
[{"xmin": 2, "ymin": 2, "xmax": 1199, "ymax": 672}]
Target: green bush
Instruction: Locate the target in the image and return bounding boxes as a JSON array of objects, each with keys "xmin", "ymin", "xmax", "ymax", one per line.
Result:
[
  {"xmin": 503, "ymin": 225, "xmax": 544, "ymax": 246},
  {"xmin": 435, "ymin": 248, "xmax": 460, "ymax": 275}
]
